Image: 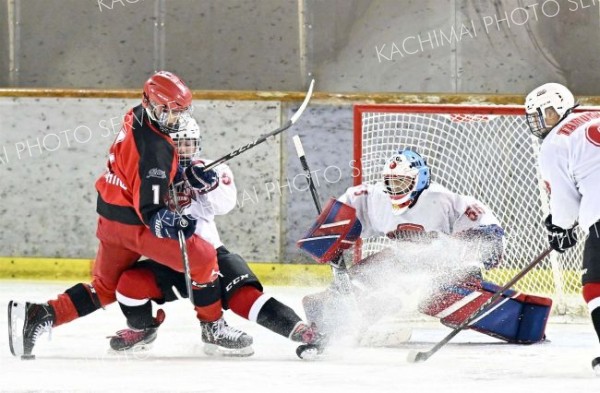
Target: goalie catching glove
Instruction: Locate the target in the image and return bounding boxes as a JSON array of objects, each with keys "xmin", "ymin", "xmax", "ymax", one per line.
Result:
[
  {"xmin": 544, "ymin": 214, "xmax": 577, "ymax": 253},
  {"xmin": 297, "ymin": 198, "xmax": 362, "ymax": 263},
  {"xmin": 184, "ymin": 160, "xmax": 219, "ymax": 194}
]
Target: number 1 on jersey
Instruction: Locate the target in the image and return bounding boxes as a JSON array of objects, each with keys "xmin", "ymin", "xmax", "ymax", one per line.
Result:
[{"xmin": 152, "ymin": 184, "xmax": 160, "ymax": 204}]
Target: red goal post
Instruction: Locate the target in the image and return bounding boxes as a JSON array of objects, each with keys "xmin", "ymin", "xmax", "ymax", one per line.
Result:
[{"xmin": 352, "ymin": 103, "xmax": 592, "ymax": 316}]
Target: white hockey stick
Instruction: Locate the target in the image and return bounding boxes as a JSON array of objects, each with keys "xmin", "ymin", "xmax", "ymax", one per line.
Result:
[
  {"xmin": 407, "ymin": 246, "xmax": 553, "ymax": 363},
  {"xmin": 203, "ymin": 79, "xmax": 315, "ymax": 172}
]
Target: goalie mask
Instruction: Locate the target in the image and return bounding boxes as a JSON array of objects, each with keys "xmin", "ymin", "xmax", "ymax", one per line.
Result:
[
  {"xmin": 382, "ymin": 149, "xmax": 430, "ymax": 215},
  {"xmin": 525, "ymin": 83, "xmax": 576, "ymax": 139},
  {"xmin": 142, "ymin": 71, "xmax": 194, "ymax": 134},
  {"xmin": 171, "ymin": 117, "xmax": 202, "ymax": 167}
]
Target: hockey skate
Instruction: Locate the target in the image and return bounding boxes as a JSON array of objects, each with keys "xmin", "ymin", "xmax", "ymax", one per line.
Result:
[
  {"xmin": 291, "ymin": 322, "xmax": 328, "ymax": 360},
  {"xmin": 201, "ymin": 317, "xmax": 254, "ymax": 357},
  {"xmin": 8, "ymin": 300, "xmax": 55, "ymax": 360},
  {"xmin": 108, "ymin": 309, "xmax": 166, "ymax": 352}
]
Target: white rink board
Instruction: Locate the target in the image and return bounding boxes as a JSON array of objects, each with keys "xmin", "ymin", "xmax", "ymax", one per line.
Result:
[{"xmin": 1, "ymin": 281, "xmax": 600, "ymax": 393}]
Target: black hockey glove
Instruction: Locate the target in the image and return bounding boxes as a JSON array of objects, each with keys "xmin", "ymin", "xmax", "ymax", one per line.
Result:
[
  {"xmin": 184, "ymin": 161, "xmax": 219, "ymax": 194},
  {"xmin": 150, "ymin": 208, "xmax": 196, "ymax": 240},
  {"xmin": 544, "ymin": 214, "xmax": 577, "ymax": 253}
]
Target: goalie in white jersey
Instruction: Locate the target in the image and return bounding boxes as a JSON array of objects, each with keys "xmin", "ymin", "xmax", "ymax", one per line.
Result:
[
  {"xmin": 525, "ymin": 83, "xmax": 600, "ymax": 372},
  {"xmin": 108, "ymin": 118, "xmax": 324, "ymax": 358},
  {"xmin": 299, "ymin": 148, "xmax": 552, "ymax": 345}
]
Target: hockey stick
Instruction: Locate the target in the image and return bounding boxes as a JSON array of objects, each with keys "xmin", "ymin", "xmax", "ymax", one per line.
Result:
[
  {"xmin": 407, "ymin": 246, "xmax": 553, "ymax": 363},
  {"xmin": 168, "ymin": 80, "xmax": 314, "ymax": 305},
  {"xmin": 202, "ymin": 79, "xmax": 315, "ymax": 172},
  {"xmin": 292, "ymin": 134, "xmax": 354, "ymax": 294},
  {"xmin": 169, "ymin": 185, "xmax": 195, "ymax": 306}
]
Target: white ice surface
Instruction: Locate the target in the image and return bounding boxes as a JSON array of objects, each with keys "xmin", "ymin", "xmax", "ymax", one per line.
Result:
[{"xmin": 2, "ymin": 280, "xmax": 600, "ymax": 393}]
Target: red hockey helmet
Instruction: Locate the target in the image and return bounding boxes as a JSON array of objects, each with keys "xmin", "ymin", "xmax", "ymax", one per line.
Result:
[{"xmin": 142, "ymin": 71, "xmax": 193, "ymax": 134}]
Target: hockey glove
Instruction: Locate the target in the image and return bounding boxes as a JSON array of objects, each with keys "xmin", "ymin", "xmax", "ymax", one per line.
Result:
[
  {"xmin": 544, "ymin": 214, "xmax": 577, "ymax": 253},
  {"xmin": 150, "ymin": 208, "xmax": 197, "ymax": 240},
  {"xmin": 184, "ymin": 160, "xmax": 219, "ymax": 194},
  {"xmin": 455, "ymin": 224, "xmax": 505, "ymax": 269}
]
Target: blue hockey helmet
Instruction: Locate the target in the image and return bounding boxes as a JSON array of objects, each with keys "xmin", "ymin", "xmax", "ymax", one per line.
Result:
[{"xmin": 381, "ymin": 149, "xmax": 430, "ymax": 215}]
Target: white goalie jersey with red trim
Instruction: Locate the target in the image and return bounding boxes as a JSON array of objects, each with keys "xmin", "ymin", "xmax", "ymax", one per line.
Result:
[
  {"xmin": 539, "ymin": 111, "xmax": 600, "ymax": 232},
  {"xmin": 337, "ymin": 182, "xmax": 500, "ymax": 239}
]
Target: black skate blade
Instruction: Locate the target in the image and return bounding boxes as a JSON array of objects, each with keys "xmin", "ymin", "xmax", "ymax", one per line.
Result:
[
  {"xmin": 21, "ymin": 354, "xmax": 35, "ymax": 360},
  {"xmin": 592, "ymin": 357, "xmax": 600, "ymax": 376},
  {"xmin": 296, "ymin": 344, "xmax": 319, "ymax": 360}
]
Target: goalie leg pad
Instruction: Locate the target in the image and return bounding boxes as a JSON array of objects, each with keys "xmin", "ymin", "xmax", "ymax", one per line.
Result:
[{"xmin": 420, "ymin": 280, "xmax": 552, "ymax": 344}]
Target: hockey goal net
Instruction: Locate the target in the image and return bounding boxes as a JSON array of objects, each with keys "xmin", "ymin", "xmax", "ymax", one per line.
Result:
[{"xmin": 353, "ymin": 104, "xmax": 589, "ymax": 316}]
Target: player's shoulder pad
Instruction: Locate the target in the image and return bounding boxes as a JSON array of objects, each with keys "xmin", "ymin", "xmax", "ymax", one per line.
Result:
[{"xmin": 420, "ymin": 182, "xmax": 455, "ymax": 198}]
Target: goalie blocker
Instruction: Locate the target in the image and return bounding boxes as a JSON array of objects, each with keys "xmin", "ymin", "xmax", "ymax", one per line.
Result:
[
  {"xmin": 297, "ymin": 198, "xmax": 362, "ymax": 264},
  {"xmin": 420, "ymin": 278, "xmax": 552, "ymax": 344}
]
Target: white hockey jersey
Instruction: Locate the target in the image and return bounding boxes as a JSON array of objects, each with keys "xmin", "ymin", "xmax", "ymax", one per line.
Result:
[
  {"xmin": 182, "ymin": 160, "xmax": 237, "ymax": 248},
  {"xmin": 338, "ymin": 182, "xmax": 499, "ymax": 239},
  {"xmin": 539, "ymin": 111, "xmax": 600, "ymax": 232}
]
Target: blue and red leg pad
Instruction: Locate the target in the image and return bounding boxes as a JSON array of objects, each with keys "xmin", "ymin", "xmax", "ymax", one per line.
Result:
[{"xmin": 420, "ymin": 280, "xmax": 552, "ymax": 344}]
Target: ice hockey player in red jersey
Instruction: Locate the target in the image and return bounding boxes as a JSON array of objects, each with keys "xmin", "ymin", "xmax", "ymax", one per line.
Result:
[
  {"xmin": 8, "ymin": 71, "xmax": 249, "ymax": 359},
  {"xmin": 525, "ymin": 82, "xmax": 600, "ymax": 373},
  {"xmin": 107, "ymin": 118, "xmax": 325, "ymax": 358},
  {"xmin": 298, "ymin": 148, "xmax": 552, "ymax": 347}
]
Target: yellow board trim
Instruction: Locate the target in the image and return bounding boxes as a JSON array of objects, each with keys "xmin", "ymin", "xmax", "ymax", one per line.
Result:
[
  {"xmin": 0, "ymin": 257, "xmax": 581, "ymax": 293},
  {"xmin": 0, "ymin": 257, "xmax": 333, "ymax": 286}
]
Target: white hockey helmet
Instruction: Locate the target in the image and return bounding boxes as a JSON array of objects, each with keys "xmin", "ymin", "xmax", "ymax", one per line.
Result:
[
  {"xmin": 525, "ymin": 83, "xmax": 576, "ymax": 138},
  {"xmin": 171, "ymin": 116, "xmax": 201, "ymax": 166},
  {"xmin": 381, "ymin": 149, "xmax": 430, "ymax": 215}
]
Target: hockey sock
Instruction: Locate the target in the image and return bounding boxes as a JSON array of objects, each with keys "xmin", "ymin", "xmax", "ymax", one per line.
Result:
[
  {"xmin": 48, "ymin": 283, "xmax": 101, "ymax": 327},
  {"xmin": 118, "ymin": 301, "xmax": 155, "ymax": 330},
  {"xmin": 193, "ymin": 280, "xmax": 223, "ymax": 322},
  {"xmin": 583, "ymin": 283, "xmax": 600, "ymax": 342},
  {"xmin": 229, "ymin": 285, "xmax": 263, "ymax": 319},
  {"xmin": 255, "ymin": 297, "xmax": 303, "ymax": 338},
  {"xmin": 229, "ymin": 286, "xmax": 302, "ymax": 338}
]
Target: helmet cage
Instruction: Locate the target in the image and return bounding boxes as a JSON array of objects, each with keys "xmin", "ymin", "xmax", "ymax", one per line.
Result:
[
  {"xmin": 525, "ymin": 109, "xmax": 548, "ymax": 139},
  {"xmin": 174, "ymin": 137, "xmax": 200, "ymax": 167},
  {"xmin": 381, "ymin": 149, "xmax": 430, "ymax": 215},
  {"xmin": 384, "ymin": 174, "xmax": 416, "ymax": 197},
  {"xmin": 524, "ymin": 83, "xmax": 576, "ymax": 139},
  {"xmin": 144, "ymin": 98, "xmax": 194, "ymax": 134},
  {"xmin": 171, "ymin": 117, "xmax": 202, "ymax": 167}
]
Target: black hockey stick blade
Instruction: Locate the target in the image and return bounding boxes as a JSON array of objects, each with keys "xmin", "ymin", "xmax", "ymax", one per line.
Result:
[
  {"xmin": 407, "ymin": 247, "xmax": 553, "ymax": 363},
  {"xmin": 204, "ymin": 79, "xmax": 315, "ymax": 172}
]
